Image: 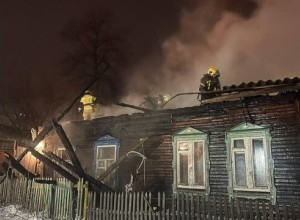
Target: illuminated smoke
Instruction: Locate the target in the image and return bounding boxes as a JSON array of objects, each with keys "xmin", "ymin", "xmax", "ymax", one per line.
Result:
[{"xmin": 108, "ymin": 0, "xmax": 300, "ymax": 115}]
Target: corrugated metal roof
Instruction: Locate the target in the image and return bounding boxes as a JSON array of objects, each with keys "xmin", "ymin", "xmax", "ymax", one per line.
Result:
[{"xmin": 223, "ymin": 77, "xmax": 300, "ymax": 91}]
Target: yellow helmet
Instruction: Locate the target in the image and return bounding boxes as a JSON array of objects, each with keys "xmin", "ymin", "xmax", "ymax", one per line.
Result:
[{"xmin": 207, "ymin": 66, "xmax": 220, "ymax": 77}]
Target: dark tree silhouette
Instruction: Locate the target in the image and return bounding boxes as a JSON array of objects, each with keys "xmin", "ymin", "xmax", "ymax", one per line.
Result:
[
  {"xmin": 0, "ymin": 73, "xmax": 65, "ymax": 138},
  {"xmin": 61, "ymin": 10, "xmax": 127, "ymax": 104}
]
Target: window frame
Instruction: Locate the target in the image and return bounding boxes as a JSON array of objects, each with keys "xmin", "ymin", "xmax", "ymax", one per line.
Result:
[
  {"xmin": 172, "ymin": 127, "xmax": 210, "ymax": 197},
  {"xmin": 95, "ymin": 144, "xmax": 117, "ymax": 180},
  {"xmin": 94, "ymin": 135, "xmax": 120, "ymax": 189},
  {"xmin": 56, "ymin": 147, "xmax": 72, "ymax": 164},
  {"xmin": 226, "ymin": 122, "xmax": 276, "ymax": 204},
  {"xmin": 231, "ymin": 137, "xmax": 270, "ymax": 192}
]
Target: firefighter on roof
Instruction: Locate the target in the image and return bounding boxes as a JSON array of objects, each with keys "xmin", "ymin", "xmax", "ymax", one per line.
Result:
[
  {"xmin": 198, "ymin": 66, "xmax": 221, "ymax": 100},
  {"xmin": 78, "ymin": 90, "xmax": 97, "ymax": 120}
]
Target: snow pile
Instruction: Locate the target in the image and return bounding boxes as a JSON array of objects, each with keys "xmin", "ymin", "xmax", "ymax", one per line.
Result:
[{"xmin": 0, "ymin": 205, "xmax": 50, "ymax": 220}]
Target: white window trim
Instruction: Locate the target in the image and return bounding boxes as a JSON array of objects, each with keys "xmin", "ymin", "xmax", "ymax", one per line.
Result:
[{"xmin": 95, "ymin": 144, "xmax": 117, "ymax": 179}]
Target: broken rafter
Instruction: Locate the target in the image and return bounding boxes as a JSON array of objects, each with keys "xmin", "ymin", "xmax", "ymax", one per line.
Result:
[
  {"xmin": 52, "ymin": 120, "xmax": 85, "ymax": 176},
  {"xmin": 52, "ymin": 120, "xmax": 112, "ymax": 191},
  {"xmin": 4, "ymin": 152, "xmax": 37, "ymax": 179},
  {"xmin": 161, "ymin": 83, "xmax": 300, "ymax": 108},
  {"xmin": 116, "ymin": 103, "xmax": 152, "ymax": 112},
  {"xmin": 201, "ymin": 83, "xmax": 300, "ymax": 104},
  {"xmin": 43, "ymin": 151, "xmax": 76, "ymax": 173},
  {"xmin": 25, "ymin": 146, "xmax": 78, "ymax": 183}
]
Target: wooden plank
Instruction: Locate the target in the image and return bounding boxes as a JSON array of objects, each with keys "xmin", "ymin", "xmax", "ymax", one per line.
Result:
[
  {"xmin": 140, "ymin": 192, "xmax": 144, "ymax": 220},
  {"xmin": 218, "ymin": 196, "xmax": 223, "ymax": 220},
  {"xmin": 275, "ymin": 203, "xmax": 281, "ymax": 220},
  {"xmin": 262, "ymin": 201, "xmax": 267, "ymax": 220},
  {"xmin": 268, "ymin": 201, "xmax": 274, "ymax": 220},
  {"xmin": 207, "ymin": 197, "xmax": 211, "ymax": 220},
  {"xmin": 121, "ymin": 192, "xmax": 124, "ymax": 220},
  {"xmin": 132, "ymin": 192, "xmax": 136, "ymax": 220},
  {"xmin": 176, "ymin": 193, "xmax": 180, "ymax": 220},
  {"xmin": 186, "ymin": 193, "xmax": 190, "ymax": 220},
  {"xmin": 236, "ymin": 198, "xmax": 241, "ymax": 220},
  {"xmin": 144, "ymin": 192, "xmax": 148, "ymax": 220},
  {"xmin": 254, "ymin": 200, "xmax": 260, "ymax": 220},
  {"xmin": 4, "ymin": 152, "xmax": 37, "ymax": 179},
  {"xmin": 98, "ymin": 137, "xmax": 149, "ymax": 181},
  {"xmin": 212, "ymin": 196, "xmax": 217, "ymax": 219},
  {"xmin": 242, "ymin": 200, "xmax": 247, "ymax": 220},
  {"xmin": 52, "ymin": 120, "xmax": 85, "ymax": 176},
  {"xmin": 181, "ymin": 193, "xmax": 185, "ymax": 220},
  {"xmin": 201, "ymin": 195, "xmax": 205, "ymax": 220},
  {"xmin": 162, "ymin": 192, "xmax": 166, "ymax": 220},
  {"xmin": 283, "ymin": 203, "xmax": 288, "ymax": 220},
  {"xmin": 223, "ymin": 197, "xmax": 229, "ymax": 220},
  {"xmin": 124, "ymin": 192, "xmax": 128, "ymax": 220},
  {"xmin": 195, "ymin": 194, "xmax": 200, "ymax": 220}
]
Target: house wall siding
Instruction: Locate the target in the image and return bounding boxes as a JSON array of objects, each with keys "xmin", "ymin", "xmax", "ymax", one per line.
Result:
[{"xmin": 57, "ymin": 92, "xmax": 300, "ymax": 203}]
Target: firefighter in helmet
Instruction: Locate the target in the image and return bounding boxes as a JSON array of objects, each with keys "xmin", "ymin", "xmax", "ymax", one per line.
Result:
[
  {"xmin": 78, "ymin": 90, "xmax": 97, "ymax": 120},
  {"xmin": 198, "ymin": 66, "xmax": 221, "ymax": 100}
]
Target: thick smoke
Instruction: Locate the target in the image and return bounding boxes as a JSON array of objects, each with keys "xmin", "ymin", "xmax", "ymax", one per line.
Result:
[{"xmin": 110, "ymin": 0, "xmax": 300, "ymax": 114}]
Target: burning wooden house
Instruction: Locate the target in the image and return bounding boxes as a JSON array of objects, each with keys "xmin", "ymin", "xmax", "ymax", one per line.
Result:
[{"xmin": 45, "ymin": 77, "xmax": 300, "ymax": 205}]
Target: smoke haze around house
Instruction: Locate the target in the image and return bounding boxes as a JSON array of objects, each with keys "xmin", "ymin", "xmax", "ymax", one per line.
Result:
[
  {"xmin": 115, "ymin": 0, "xmax": 300, "ymax": 113},
  {"xmin": 1, "ymin": 1, "xmax": 300, "ymax": 118}
]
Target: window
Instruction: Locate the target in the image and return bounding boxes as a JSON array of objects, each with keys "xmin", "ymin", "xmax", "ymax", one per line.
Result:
[
  {"xmin": 57, "ymin": 148, "xmax": 71, "ymax": 163},
  {"xmin": 94, "ymin": 135, "xmax": 119, "ymax": 188},
  {"xmin": 226, "ymin": 122, "xmax": 276, "ymax": 204},
  {"xmin": 95, "ymin": 145, "xmax": 116, "ymax": 184},
  {"xmin": 56, "ymin": 145, "xmax": 76, "ymax": 164},
  {"xmin": 173, "ymin": 127, "xmax": 209, "ymax": 195}
]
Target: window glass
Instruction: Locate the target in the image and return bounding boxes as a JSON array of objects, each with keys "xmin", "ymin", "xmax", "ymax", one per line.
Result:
[
  {"xmin": 194, "ymin": 141, "xmax": 204, "ymax": 186},
  {"xmin": 95, "ymin": 145, "xmax": 117, "ymax": 185},
  {"xmin": 97, "ymin": 147, "xmax": 115, "ymax": 159},
  {"xmin": 179, "ymin": 153, "xmax": 188, "ymax": 185},
  {"xmin": 234, "ymin": 153, "xmax": 247, "ymax": 187},
  {"xmin": 234, "ymin": 139, "xmax": 245, "ymax": 148},
  {"xmin": 179, "ymin": 142, "xmax": 189, "ymax": 151},
  {"xmin": 252, "ymin": 139, "xmax": 267, "ymax": 187}
]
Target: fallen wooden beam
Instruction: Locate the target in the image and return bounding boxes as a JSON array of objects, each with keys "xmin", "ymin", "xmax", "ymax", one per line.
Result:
[
  {"xmin": 44, "ymin": 151, "xmax": 76, "ymax": 173},
  {"xmin": 98, "ymin": 137, "xmax": 149, "ymax": 181},
  {"xmin": 52, "ymin": 120, "xmax": 85, "ymax": 176},
  {"xmin": 4, "ymin": 152, "xmax": 37, "ymax": 179},
  {"xmin": 116, "ymin": 103, "xmax": 152, "ymax": 112},
  {"xmin": 52, "ymin": 120, "xmax": 112, "ymax": 191},
  {"xmin": 25, "ymin": 146, "xmax": 78, "ymax": 183}
]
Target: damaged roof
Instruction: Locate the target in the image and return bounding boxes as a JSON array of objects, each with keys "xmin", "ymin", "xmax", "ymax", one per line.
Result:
[
  {"xmin": 201, "ymin": 77, "xmax": 300, "ymax": 104},
  {"xmin": 223, "ymin": 77, "xmax": 300, "ymax": 91}
]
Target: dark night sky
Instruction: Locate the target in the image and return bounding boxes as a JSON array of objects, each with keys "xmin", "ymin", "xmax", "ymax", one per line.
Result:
[{"xmin": 1, "ymin": 0, "xmax": 300, "ymax": 117}]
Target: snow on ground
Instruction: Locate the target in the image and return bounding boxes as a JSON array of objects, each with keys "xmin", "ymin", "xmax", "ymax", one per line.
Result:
[{"xmin": 0, "ymin": 205, "xmax": 50, "ymax": 220}]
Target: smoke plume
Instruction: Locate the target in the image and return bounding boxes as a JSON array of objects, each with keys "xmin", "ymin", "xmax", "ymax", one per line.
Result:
[{"xmin": 110, "ymin": 0, "xmax": 300, "ymax": 114}]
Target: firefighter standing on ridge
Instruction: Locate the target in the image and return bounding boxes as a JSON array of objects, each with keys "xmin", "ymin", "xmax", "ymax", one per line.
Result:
[
  {"xmin": 198, "ymin": 66, "xmax": 221, "ymax": 100},
  {"xmin": 78, "ymin": 90, "xmax": 97, "ymax": 120}
]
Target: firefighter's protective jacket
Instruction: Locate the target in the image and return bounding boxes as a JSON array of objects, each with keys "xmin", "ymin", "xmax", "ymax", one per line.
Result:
[
  {"xmin": 80, "ymin": 93, "xmax": 96, "ymax": 110},
  {"xmin": 199, "ymin": 74, "xmax": 221, "ymax": 99}
]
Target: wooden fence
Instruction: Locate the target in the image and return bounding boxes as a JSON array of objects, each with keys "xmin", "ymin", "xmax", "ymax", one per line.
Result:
[
  {"xmin": 82, "ymin": 190, "xmax": 300, "ymax": 220},
  {"xmin": 1, "ymin": 177, "xmax": 300, "ymax": 219},
  {"xmin": 0, "ymin": 177, "xmax": 74, "ymax": 219}
]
